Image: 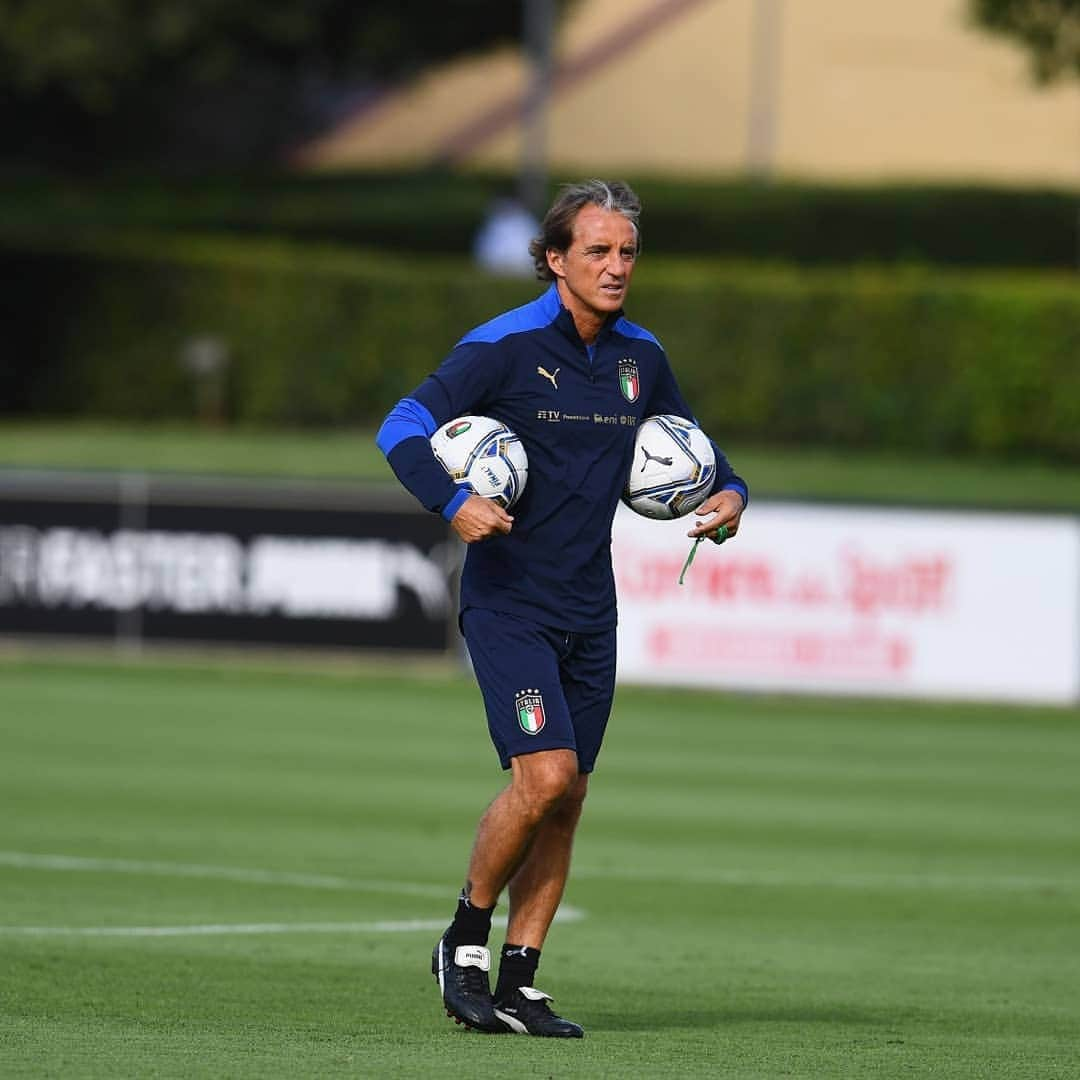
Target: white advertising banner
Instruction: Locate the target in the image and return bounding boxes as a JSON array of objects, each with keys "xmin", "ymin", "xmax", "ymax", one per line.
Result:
[{"xmin": 613, "ymin": 501, "xmax": 1080, "ymax": 705}]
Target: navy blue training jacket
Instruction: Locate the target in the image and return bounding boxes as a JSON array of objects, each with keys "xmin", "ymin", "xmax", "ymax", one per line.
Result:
[{"xmin": 377, "ymin": 283, "xmax": 747, "ymax": 632}]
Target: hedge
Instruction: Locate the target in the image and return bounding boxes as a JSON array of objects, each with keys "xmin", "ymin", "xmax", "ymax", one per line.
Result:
[
  {"xmin": 4, "ymin": 232, "xmax": 1079, "ymax": 461},
  {"xmin": 3, "ymin": 170, "xmax": 1079, "ymax": 267}
]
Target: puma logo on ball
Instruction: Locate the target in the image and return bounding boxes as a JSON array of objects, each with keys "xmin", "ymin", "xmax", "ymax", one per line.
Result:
[{"xmin": 640, "ymin": 446, "xmax": 673, "ymax": 471}]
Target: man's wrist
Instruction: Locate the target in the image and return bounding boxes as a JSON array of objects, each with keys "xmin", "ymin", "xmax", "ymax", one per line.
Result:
[
  {"xmin": 722, "ymin": 481, "xmax": 748, "ymax": 509},
  {"xmin": 441, "ymin": 487, "xmax": 472, "ymax": 522}
]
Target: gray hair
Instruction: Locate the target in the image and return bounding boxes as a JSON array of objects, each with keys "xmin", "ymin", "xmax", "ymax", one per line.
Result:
[{"xmin": 529, "ymin": 179, "xmax": 642, "ymax": 281}]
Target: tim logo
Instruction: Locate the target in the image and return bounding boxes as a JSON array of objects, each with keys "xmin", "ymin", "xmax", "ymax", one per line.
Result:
[
  {"xmin": 514, "ymin": 689, "xmax": 546, "ymax": 735},
  {"xmin": 618, "ymin": 358, "xmax": 639, "ymax": 403}
]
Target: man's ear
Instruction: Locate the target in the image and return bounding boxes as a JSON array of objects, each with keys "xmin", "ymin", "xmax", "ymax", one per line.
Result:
[{"xmin": 546, "ymin": 248, "xmax": 565, "ymax": 279}]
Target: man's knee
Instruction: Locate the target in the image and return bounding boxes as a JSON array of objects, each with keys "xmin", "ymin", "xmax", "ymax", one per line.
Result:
[
  {"xmin": 549, "ymin": 773, "xmax": 588, "ymax": 828},
  {"xmin": 510, "ymin": 749, "xmax": 580, "ymax": 824}
]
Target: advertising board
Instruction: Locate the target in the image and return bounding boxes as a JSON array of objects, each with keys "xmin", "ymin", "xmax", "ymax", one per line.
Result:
[
  {"xmin": 613, "ymin": 501, "xmax": 1080, "ymax": 704},
  {"xmin": 0, "ymin": 473, "xmax": 456, "ymax": 653}
]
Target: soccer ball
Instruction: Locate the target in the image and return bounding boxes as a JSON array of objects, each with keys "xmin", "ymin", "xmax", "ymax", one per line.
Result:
[
  {"xmin": 430, "ymin": 415, "xmax": 529, "ymax": 509},
  {"xmin": 623, "ymin": 414, "xmax": 716, "ymax": 519}
]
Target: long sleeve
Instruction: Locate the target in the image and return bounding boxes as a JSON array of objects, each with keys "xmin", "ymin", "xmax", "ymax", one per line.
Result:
[{"xmin": 376, "ymin": 397, "xmax": 472, "ymax": 522}]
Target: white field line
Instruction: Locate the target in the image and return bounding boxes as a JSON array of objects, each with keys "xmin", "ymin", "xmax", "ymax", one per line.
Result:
[
  {"xmin": 0, "ymin": 920, "xmax": 451, "ymax": 938},
  {"xmin": 0, "ymin": 851, "xmax": 446, "ymax": 898},
  {"xmin": 2, "ymin": 849, "xmax": 1072, "ymax": 896},
  {"xmin": 0, "ymin": 850, "xmax": 585, "ymax": 937},
  {"xmin": 2, "ymin": 849, "xmax": 1071, "ymax": 896},
  {"xmin": 0, "ymin": 912, "xmax": 586, "ymax": 938}
]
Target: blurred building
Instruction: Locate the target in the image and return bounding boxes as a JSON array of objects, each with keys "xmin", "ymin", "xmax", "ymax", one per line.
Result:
[{"xmin": 297, "ymin": 0, "xmax": 1080, "ymax": 186}]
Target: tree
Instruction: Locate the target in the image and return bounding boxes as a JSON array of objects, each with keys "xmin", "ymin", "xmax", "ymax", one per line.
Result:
[
  {"xmin": 0, "ymin": 1, "xmax": 574, "ymax": 167},
  {"xmin": 970, "ymin": 0, "xmax": 1080, "ymax": 82}
]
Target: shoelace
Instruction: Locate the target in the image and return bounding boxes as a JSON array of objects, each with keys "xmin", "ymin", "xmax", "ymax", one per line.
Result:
[{"xmin": 456, "ymin": 963, "xmax": 490, "ymax": 996}]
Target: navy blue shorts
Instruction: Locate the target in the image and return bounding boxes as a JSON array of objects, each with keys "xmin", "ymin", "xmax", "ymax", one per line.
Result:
[{"xmin": 461, "ymin": 607, "xmax": 617, "ymax": 774}]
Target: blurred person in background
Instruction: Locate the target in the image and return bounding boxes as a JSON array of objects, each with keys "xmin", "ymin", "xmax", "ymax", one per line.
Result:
[
  {"xmin": 377, "ymin": 179, "xmax": 748, "ymax": 1038},
  {"xmin": 473, "ymin": 195, "xmax": 542, "ymax": 277}
]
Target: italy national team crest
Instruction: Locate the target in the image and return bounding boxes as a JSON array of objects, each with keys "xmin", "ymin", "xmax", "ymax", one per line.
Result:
[
  {"xmin": 618, "ymin": 358, "xmax": 640, "ymax": 403},
  {"xmin": 515, "ymin": 689, "xmax": 546, "ymax": 735}
]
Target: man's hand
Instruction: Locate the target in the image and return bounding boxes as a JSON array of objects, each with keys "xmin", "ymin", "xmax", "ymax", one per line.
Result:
[
  {"xmin": 450, "ymin": 493, "xmax": 514, "ymax": 543},
  {"xmin": 688, "ymin": 489, "xmax": 745, "ymax": 541}
]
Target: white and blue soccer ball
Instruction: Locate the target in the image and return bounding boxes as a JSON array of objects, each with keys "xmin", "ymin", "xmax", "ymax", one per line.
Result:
[
  {"xmin": 430, "ymin": 415, "xmax": 529, "ymax": 509},
  {"xmin": 623, "ymin": 414, "xmax": 716, "ymax": 519}
]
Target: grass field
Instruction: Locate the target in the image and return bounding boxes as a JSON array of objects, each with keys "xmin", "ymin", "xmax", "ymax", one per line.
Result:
[
  {"xmin": 1, "ymin": 656, "xmax": 1078, "ymax": 1078},
  {"xmin": 3, "ymin": 420, "xmax": 1080, "ymax": 511}
]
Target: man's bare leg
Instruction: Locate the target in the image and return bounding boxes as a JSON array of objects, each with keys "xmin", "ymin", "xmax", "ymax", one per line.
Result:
[
  {"xmin": 434, "ymin": 748, "xmax": 587, "ymax": 1035},
  {"xmin": 504, "ymin": 772, "xmax": 588, "ymax": 949},
  {"xmin": 487, "ymin": 765, "xmax": 588, "ymax": 1037},
  {"xmin": 463, "ymin": 748, "xmax": 581, "ymax": 908}
]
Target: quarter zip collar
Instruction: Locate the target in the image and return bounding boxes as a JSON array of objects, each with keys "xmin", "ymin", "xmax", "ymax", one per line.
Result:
[{"xmin": 544, "ymin": 282, "xmax": 624, "ymax": 351}]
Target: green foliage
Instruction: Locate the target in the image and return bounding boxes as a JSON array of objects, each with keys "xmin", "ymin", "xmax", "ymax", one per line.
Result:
[
  {"xmin": 629, "ymin": 261, "xmax": 1080, "ymax": 459},
  {"xmin": 0, "ymin": 1, "xmax": 561, "ymax": 111},
  {"xmin": 0, "ymin": 0, "xmax": 310, "ymax": 112},
  {"xmin": 971, "ymin": 0, "xmax": 1080, "ymax": 82},
  {"xmin": 5, "ymin": 232, "xmax": 1080, "ymax": 461},
  {"xmin": 640, "ymin": 178, "xmax": 1080, "ymax": 268},
  {"xmin": 3, "ymin": 170, "xmax": 1078, "ymax": 267},
  {"xmin": 0, "ymin": 4, "xmax": 577, "ymax": 167}
]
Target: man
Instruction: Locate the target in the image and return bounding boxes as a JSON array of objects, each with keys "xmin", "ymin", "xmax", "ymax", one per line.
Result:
[{"xmin": 376, "ymin": 179, "xmax": 747, "ymax": 1038}]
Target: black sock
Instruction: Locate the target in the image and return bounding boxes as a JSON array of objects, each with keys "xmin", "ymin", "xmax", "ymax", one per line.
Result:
[
  {"xmin": 446, "ymin": 889, "xmax": 495, "ymax": 947},
  {"xmin": 495, "ymin": 943, "xmax": 541, "ymax": 1000}
]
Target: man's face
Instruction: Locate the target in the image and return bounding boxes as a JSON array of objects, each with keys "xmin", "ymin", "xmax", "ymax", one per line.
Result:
[{"xmin": 547, "ymin": 204, "xmax": 639, "ymax": 321}]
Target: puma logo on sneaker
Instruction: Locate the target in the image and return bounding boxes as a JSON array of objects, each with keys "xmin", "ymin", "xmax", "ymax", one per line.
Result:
[{"xmin": 454, "ymin": 945, "xmax": 491, "ymax": 971}]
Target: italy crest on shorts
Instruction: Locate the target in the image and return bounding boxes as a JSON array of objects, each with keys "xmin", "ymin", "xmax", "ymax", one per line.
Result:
[
  {"xmin": 515, "ymin": 689, "xmax": 546, "ymax": 735},
  {"xmin": 618, "ymin": 358, "xmax": 640, "ymax": 403}
]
